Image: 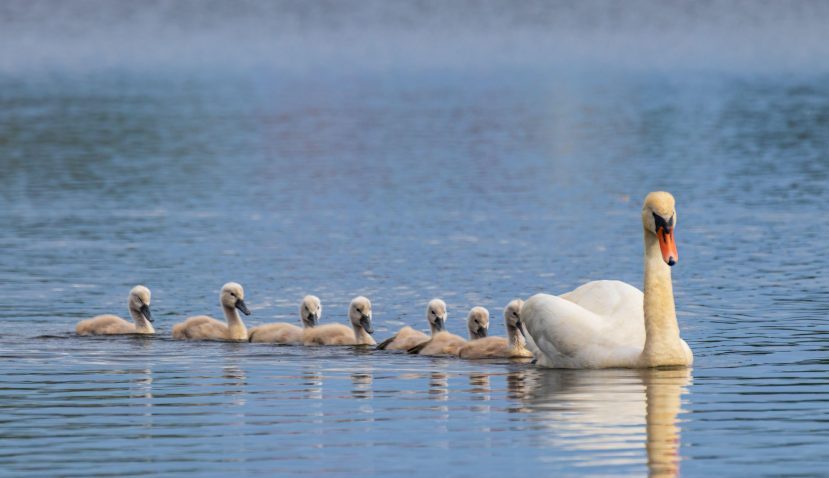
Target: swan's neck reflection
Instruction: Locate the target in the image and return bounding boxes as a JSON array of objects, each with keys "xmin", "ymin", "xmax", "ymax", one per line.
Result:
[
  {"xmin": 643, "ymin": 368, "xmax": 689, "ymax": 477},
  {"xmin": 517, "ymin": 367, "xmax": 690, "ymax": 477}
]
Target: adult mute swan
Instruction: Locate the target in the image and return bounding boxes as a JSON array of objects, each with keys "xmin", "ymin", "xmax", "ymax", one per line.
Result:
[
  {"xmin": 377, "ymin": 299, "xmax": 446, "ymax": 351},
  {"xmin": 76, "ymin": 285, "xmax": 154, "ymax": 335},
  {"xmin": 522, "ymin": 191, "xmax": 693, "ymax": 368},
  {"xmin": 171, "ymin": 282, "xmax": 251, "ymax": 341},
  {"xmin": 458, "ymin": 299, "xmax": 534, "ymax": 359},
  {"xmin": 409, "ymin": 306, "xmax": 489, "ymax": 356},
  {"xmin": 249, "ymin": 295, "xmax": 321, "ymax": 344},
  {"xmin": 303, "ymin": 296, "xmax": 375, "ymax": 346}
]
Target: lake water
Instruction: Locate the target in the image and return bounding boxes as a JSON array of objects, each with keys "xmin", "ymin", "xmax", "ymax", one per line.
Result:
[{"xmin": 1, "ymin": 1, "xmax": 829, "ymax": 477}]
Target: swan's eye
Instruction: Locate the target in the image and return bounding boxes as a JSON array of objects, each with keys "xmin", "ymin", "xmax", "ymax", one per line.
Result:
[{"xmin": 653, "ymin": 213, "xmax": 674, "ymax": 230}]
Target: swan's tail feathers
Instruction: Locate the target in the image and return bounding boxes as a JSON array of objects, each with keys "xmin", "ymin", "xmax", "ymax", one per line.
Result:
[
  {"xmin": 407, "ymin": 339, "xmax": 431, "ymax": 354},
  {"xmin": 376, "ymin": 334, "xmax": 397, "ymax": 350}
]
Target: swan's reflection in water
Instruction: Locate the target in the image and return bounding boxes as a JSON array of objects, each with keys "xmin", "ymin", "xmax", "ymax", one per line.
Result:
[{"xmin": 509, "ymin": 367, "xmax": 690, "ymax": 477}]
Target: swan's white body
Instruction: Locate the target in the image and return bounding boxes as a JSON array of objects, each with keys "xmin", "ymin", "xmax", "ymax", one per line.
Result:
[
  {"xmin": 523, "ymin": 281, "xmax": 648, "ymax": 368},
  {"xmin": 522, "ymin": 192, "xmax": 693, "ymax": 369}
]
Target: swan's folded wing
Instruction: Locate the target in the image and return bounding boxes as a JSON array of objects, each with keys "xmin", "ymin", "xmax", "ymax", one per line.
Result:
[
  {"xmin": 561, "ymin": 280, "xmax": 643, "ymax": 319},
  {"xmin": 560, "ymin": 280, "xmax": 646, "ymax": 347},
  {"xmin": 522, "ymin": 293, "xmax": 606, "ymax": 359}
]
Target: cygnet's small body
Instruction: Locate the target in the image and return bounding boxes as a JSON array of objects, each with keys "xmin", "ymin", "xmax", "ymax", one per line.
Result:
[
  {"xmin": 249, "ymin": 295, "xmax": 321, "ymax": 344},
  {"xmin": 171, "ymin": 282, "xmax": 251, "ymax": 341},
  {"xmin": 458, "ymin": 300, "xmax": 534, "ymax": 359},
  {"xmin": 377, "ymin": 299, "xmax": 446, "ymax": 351},
  {"xmin": 76, "ymin": 285, "xmax": 154, "ymax": 335},
  {"xmin": 409, "ymin": 306, "xmax": 489, "ymax": 356},
  {"xmin": 303, "ymin": 296, "xmax": 375, "ymax": 346}
]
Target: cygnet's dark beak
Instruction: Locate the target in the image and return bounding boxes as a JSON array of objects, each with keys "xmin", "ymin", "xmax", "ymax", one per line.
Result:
[
  {"xmin": 235, "ymin": 299, "xmax": 251, "ymax": 316},
  {"xmin": 140, "ymin": 303, "xmax": 153, "ymax": 323},
  {"xmin": 515, "ymin": 319, "xmax": 526, "ymax": 338},
  {"xmin": 433, "ymin": 316, "xmax": 445, "ymax": 332},
  {"xmin": 360, "ymin": 315, "xmax": 373, "ymax": 334},
  {"xmin": 476, "ymin": 326, "xmax": 488, "ymax": 338},
  {"xmin": 307, "ymin": 313, "xmax": 319, "ymax": 327}
]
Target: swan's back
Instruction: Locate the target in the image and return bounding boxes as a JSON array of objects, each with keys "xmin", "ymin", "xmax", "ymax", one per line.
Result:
[
  {"xmin": 172, "ymin": 315, "xmax": 228, "ymax": 340},
  {"xmin": 561, "ymin": 280, "xmax": 644, "ymax": 322},
  {"xmin": 377, "ymin": 326, "xmax": 429, "ymax": 351},
  {"xmin": 249, "ymin": 323, "xmax": 303, "ymax": 344},
  {"xmin": 76, "ymin": 315, "xmax": 134, "ymax": 335},
  {"xmin": 522, "ymin": 280, "xmax": 646, "ymax": 368},
  {"xmin": 303, "ymin": 323, "xmax": 355, "ymax": 346},
  {"xmin": 410, "ymin": 331, "xmax": 466, "ymax": 356}
]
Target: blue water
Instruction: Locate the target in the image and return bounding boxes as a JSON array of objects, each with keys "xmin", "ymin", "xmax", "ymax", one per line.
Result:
[{"xmin": 2, "ymin": 2, "xmax": 829, "ymax": 477}]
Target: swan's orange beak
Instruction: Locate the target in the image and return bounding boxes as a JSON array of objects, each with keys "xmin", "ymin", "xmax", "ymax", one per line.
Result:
[{"xmin": 657, "ymin": 226, "xmax": 678, "ymax": 266}]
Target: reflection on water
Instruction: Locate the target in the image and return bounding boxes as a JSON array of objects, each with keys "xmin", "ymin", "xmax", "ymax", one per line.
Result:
[{"xmin": 517, "ymin": 367, "xmax": 689, "ymax": 477}]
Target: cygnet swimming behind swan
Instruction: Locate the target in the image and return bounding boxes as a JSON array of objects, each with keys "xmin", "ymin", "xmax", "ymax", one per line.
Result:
[
  {"xmin": 408, "ymin": 306, "xmax": 489, "ymax": 356},
  {"xmin": 171, "ymin": 282, "xmax": 251, "ymax": 341},
  {"xmin": 377, "ymin": 298, "xmax": 446, "ymax": 351},
  {"xmin": 249, "ymin": 295, "xmax": 321, "ymax": 344},
  {"xmin": 303, "ymin": 296, "xmax": 375, "ymax": 346},
  {"xmin": 458, "ymin": 300, "xmax": 534, "ymax": 359},
  {"xmin": 76, "ymin": 285, "xmax": 154, "ymax": 335}
]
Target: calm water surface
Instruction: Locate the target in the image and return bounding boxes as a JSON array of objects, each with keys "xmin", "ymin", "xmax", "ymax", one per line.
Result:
[{"xmin": 2, "ymin": 2, "xmax": 829, "ymax": 477}]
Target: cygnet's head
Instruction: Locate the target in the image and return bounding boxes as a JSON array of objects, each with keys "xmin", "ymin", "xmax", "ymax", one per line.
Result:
[
  {"xmin": 642, "ymin": 191, "xmax": 678, "ymax": 266},
  {"xmin": 426, "ymin": 299, "xmax": 447, "ymax": 332},
  {"xmin": 128, "ymin": 285, "xmax": 152, "ymax": 322},
  {"xmin": 300, "ymin": 295, "xmax": 322, "ymax": 327},
  {"xmin": 504, "ymin": 299, "xmax": 525, "ymax": 336},
  {"xmin": 220, "ymin": 282, "xmax": 251, "ymax": 315},
  {"xmin": 467, "ymin": 306, "xmax": 489, "ymax": 339},
  {"xmin": 349, "ymin": 296, "xmax": 373, "ymax": 334}
]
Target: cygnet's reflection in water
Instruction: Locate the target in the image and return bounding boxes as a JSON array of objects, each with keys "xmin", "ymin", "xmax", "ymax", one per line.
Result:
[
  {"xmin": 128, "ymin": 367, "xmax": 154, "ymax": 404},
  {"xmin": 512, "ymin": 367, "xmax": 690, "ymax": 477},
  {"xmin": 351, "ymin": 364, "xmax": 374, "ymax": 401}
]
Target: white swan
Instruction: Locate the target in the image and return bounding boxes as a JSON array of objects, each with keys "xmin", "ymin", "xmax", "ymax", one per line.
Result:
[
  {"xmin": 76, "ymin": 285, "xmax": 154, "ymax": 335},
  {"xmin": 409, "ymin": 306, "xmax": 489, "ymax": 356},
  {"xmin": 522, "ymin": 191, "xmax": 693, "ymax": 368},
  {"xmin": 303, "ymin": 296, "xmax": 376, "ymax": 346},
  {"xmin": 248, "ymin": 295, "xmax": 321, "ymax": 344},
  {"xmin": 377, "ymin": 299, "xmax": 446, "ymax": 351},
  {"xmin": 171, "ymin": 282, "xmax": 251, "ymax": 341},
  {"xmin": 458, "ymin": 300, "xmax": 534, "ymax": 359}
]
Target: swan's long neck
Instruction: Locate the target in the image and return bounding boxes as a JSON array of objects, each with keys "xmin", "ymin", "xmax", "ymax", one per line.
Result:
[
  {"xmin": 641, "ymin": 230, "xmax": 684, "ymax": 366},
  {"xmin": 129, "ymin": 309, "xmax": 154, "ymax": 334},
  {"xmin": 352, "ymin": 324, "xmax": 375, "ymax": 345},
  {"xmin": 223, "ymin": 305, "xmax": 247, "ymax": 340},
  {"xmin": 428, "ymin": 319, "xmax": 440, "ymax": 336}
]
